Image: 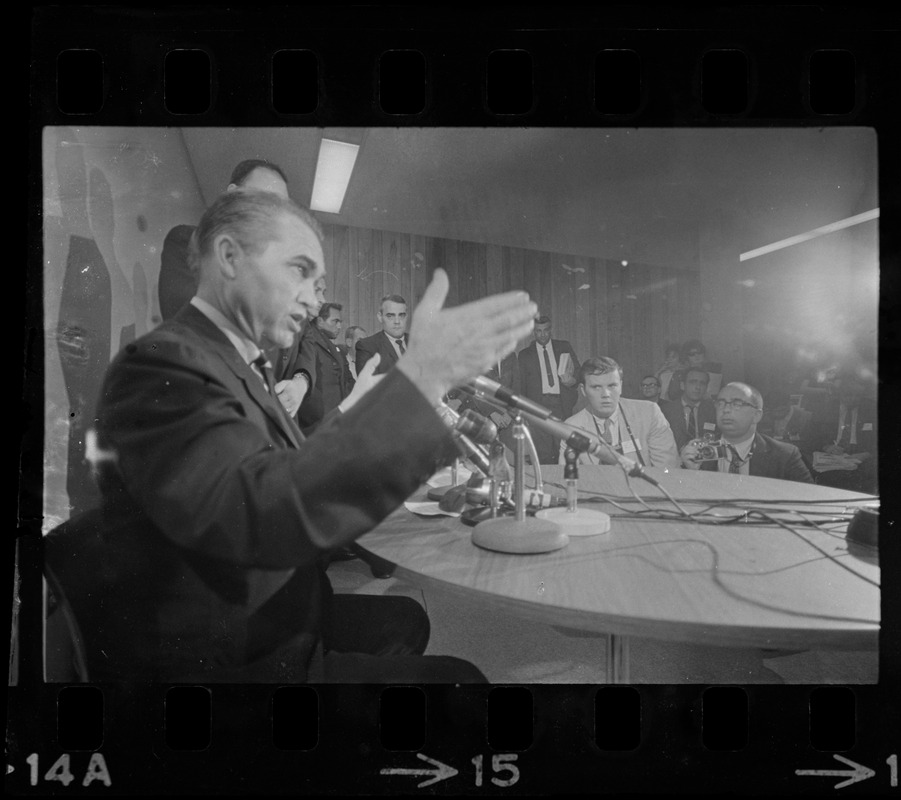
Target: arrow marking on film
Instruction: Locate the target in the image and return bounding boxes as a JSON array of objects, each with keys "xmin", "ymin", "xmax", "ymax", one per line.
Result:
[
  {"xmin": 796, "ymin": 754, "xmax": 875, "ymax": 790},
  {"xmin": 380, "ymin": 753, "xmax": 458, "ymax": 788}
]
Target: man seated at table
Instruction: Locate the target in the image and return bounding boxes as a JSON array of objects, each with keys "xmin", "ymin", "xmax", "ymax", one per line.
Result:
[
  {"xmin": 560, "ymin": 356, "xmax": 680, "ymax": 469},
  {"xmin": 679, "ymin": 382, "xmax": 813, "ymax": 483},
  {"xmin": 661, "ymin": 367, "xmax": 718, "ymax": 452},
  {"xmin": 805, "ymin": 370, "xmax": 877, "ymax": 494},
  {"xmin": 55, "ymin": 189, "xmax": 538, "ymax": 684}
]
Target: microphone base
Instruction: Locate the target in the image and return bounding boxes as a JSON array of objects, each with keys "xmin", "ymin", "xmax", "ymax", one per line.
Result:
[
  {"xmin": 427, "ymin": 484, "xmax": 458, "ymax": 501},
  {"xmin": 535, "ymin": 507, "xmax": 612, "ymax": 537},
  {"xmin": 472, "ymin": 516, "xmax": 569, "ymax": 554}
]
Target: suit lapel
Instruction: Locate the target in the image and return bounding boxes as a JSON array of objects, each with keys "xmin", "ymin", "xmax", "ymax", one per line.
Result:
[{"xmin": 177, "ymin": 305, "xmax": 304, "ymax": 449}]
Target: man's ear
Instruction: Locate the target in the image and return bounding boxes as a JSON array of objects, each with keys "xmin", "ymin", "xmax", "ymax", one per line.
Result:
[
  {"xmin": 225, "ymin": 183, "xmax": 239, "ymax": 193},
  {"xmin": 213, "ymin": 233, "xmax": 242, "ymax": 279},
  {"xmin": 578, "ymin": 384, "xmax": 586, "ymax": 399}
]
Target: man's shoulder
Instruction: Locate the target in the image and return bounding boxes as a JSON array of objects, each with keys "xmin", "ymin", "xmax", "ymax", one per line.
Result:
[
  {"xmin": 357, "ymin": 331, "xmax": 384, "ymax": 348},
  {"xmin": 564, "ymin": 408, "xmax": 592, "ymax": 427},
  {"xmin": 756, "ymin": 431, "xmax": 801, "ymax": 457},
  {"xmin": 111, "ymin": 310, "xmax": 222, "ymax": 370}
]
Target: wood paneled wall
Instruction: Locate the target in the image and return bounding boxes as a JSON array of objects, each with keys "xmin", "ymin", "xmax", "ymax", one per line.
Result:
[{"xmin": 323, "ymin": 222, "xmax": 701, "ymax": 397}]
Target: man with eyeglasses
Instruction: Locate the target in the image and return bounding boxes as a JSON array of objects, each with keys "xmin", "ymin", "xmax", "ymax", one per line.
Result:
[
  {"xmin": 679, "ymin": 382, "xmax": 813, "ymax": 483},
  {"xmin": 639, "ymin": 375, "xmax": 665, "ymax": 405}
]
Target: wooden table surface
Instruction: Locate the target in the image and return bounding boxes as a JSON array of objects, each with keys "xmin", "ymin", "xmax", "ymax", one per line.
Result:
[{"xmin": 357, "ymin": 465, "xmax": 880, "ymax": 652}]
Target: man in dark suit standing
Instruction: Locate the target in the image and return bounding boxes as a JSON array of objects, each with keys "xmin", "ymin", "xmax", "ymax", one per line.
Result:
[
  {"xmin": 662, "ymin": 368, "xmax": 719, "ymax": 452},
  {"xmin": 679, "ymin": 382, "xmax": 813, "ymax": 483},
  {"xmin": 516, "ymin": 315, "xmax": 579, "ymax": 463},
  {"xmin": 296, "ymin": 302, "xmax": 353, "ymax": 433},
  {"xmin": 158, "ymin": 158, "xmax": 289, "ymax": 321},
  {"xmin": 337, "ymin": 325, "xmax": 367, "ymax": 387},
  {"xmin": 356, "ymin": 294, "xmax": 409, "ymax": 375},
  {"xmin": 68, "ymin": 190, "xmax": 538, "ymax": 683}
]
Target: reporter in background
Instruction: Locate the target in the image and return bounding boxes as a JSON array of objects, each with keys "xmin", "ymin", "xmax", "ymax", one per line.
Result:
[
  {"xmin": 560, "ymin": 357, "xmax": 680, "ymax": 470},
  {"xmin": 70, "ymin": 190, "xmax": 538, "ymax": 683},
  {"xmin": 679, "ymin": 382, "xmax": 813, "ymax": 483}
]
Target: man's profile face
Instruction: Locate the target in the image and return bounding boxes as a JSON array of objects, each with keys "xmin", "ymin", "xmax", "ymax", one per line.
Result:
[
  {"xmin": 378, "ymin": 301, "xmax": 407, "ymax": 338},
  {"xmin": 231, "ymin": 212, "xmax": 324, "ymax": 349},
  {"xmin": 686, "ymin": 347, "xmax": 706, "ymax": 368},
  {"xmin": 640, "ymin": 378, "xmax": 661, "ymax": 399},
  {"xmin": 319, "ymin": 307, "xmax": 342, "ymax": 340},
  {"xmin": 534, "ymin": 322, "xmax": 552, "ymax": 346},
  {"xmin": 580, "ymin": 370, "xmax": 622, "ymax": 419},
  {"xmin": 235, "ymin": 167, "xmax": 289, "ymax": 198},
  {"xmin": 715, "ymin": 384, "xmax": 761, "ymax": 441},
  {"xmin": 348, "ymin": 328, "xmax": 366, "ymax": 348},
  {"xmin": 682, "ymin": 370, "xmax": 709, "ymax": 403}
]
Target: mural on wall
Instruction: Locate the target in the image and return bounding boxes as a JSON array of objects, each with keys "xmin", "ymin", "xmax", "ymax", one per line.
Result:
[
  {"xmin": 54, "ymin": 133, "xmax": 114, "ymax": 518},
  {"xmin": 43, "ymin": 126, "xmax": 207, "ymax": 526}
]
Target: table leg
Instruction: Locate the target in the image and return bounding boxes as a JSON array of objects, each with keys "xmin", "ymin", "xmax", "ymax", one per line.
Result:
[{"xmin": 605, "ymin": 634, "xmax": 631, "ymax": 683}]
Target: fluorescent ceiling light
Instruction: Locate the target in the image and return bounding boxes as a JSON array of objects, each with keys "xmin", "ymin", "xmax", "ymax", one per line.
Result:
[
  {"xmin": 739, "ymin": 208, "xmax": 879, "ymax": 262},
  {"xmin": 310, "ymin": 138, "xmax": 360, "ymax": 213}
]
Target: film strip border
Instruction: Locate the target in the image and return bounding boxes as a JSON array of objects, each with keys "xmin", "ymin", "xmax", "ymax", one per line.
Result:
[
  {"xmin": 7, "ymin": 684, "xmax": 900, "ymax": 793},
  {"xmin": 29, "ymin": 7, "xmax": 900, "ymax": 125},
  {"xmin": 20, "ymin": 6, "xmax": 901, "ymax": 796}
]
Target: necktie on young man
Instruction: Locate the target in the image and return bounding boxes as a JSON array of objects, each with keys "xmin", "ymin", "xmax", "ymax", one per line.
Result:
[
  {"xmin": 542, "ymin": 346, "xmax": 556, "ymax": 389},
  {"xmin": 685, "ymin": 406, "xmax": 698, "ymax": 440}
]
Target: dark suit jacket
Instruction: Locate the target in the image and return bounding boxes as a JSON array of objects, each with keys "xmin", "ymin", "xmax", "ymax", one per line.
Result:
[
  {"xmin": 297, "ymin": 323, "xmax": 351, "ymax": 432},
  {"xmin": 336, "ymin": 343, "xmax": 356, "ymax": 390},
  {"xmin": 517, "ymin": 339, "xmax": 579, "ymax": 418},
  {"xmin": 700, "ymin": 432, "xmax": 813, "ymax": 483},
  {"xmin": 66, "ymin": 304, "xmax": 455, "ymax": 683},
  {"xmin": 807, "ymin": 398, "xmax": 877, "ymax": 456},
  {"xmin": 661, "ymin": 398, "xmax": 718, "ymax": 452},
  {"xmin": 356, "ymin": 330, "xmax": 408, "ymax": 376},
  {"xmin": 158, "ymin": 224, "xmax": 198, "ymax": 321}
]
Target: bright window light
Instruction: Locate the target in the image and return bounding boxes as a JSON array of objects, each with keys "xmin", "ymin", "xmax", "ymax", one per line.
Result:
[
  {"xmin": 740, "ymin": 208, "xmax": 879, "ymax": 261},
  {"xmin": 310, "ymin": 138, "xmax": 360, "ymax": 213}
]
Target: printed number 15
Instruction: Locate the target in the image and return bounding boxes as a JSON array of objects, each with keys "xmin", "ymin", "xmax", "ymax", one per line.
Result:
[{"xmin": 472, "ymin": 754, "xmax": 520, "ymax": 787}]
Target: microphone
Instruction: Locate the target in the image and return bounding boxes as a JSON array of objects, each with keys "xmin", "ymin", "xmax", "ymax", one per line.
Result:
[
  {"xmin": 517, "ymin": 411, "xmax": 661, "ymax": 487},
  {"xmin": 464, "ymin": 376, "xmax": 557, "ymax": 420},
  {"xmin": 435, "ymin": 402, "xmax": 491, "ymax": 475},
  {"xmin": 457, "ymin": 408, "xmax": 498, "ymax": 444}
]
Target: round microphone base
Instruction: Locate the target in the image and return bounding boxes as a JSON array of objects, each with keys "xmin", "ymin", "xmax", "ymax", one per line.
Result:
[
  {"xmin": 426, "ymin": 485, "xmax": 456, "ymax": 501},
  {"xmin": 535, "ymin": 507, "xmax": 612, "ymax": 537},
  {"xmin": 472, "ymin": 516, "xmax": 569, "ymax": 554}
]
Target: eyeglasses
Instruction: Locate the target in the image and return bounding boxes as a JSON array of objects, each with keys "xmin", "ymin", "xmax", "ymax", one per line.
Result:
[
  {"xmin": 641, "ymin": 382, "xmax": 659, "ymax": 389},
  {"xmin": 715, "ymin": 399, "xmax": 759, "ymax": 411}
]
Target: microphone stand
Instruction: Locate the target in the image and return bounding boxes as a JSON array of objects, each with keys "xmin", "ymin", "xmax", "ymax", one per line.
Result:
[
  {"xmin": 471, "ymin": 411, "xmax": 569, "ymax": 554},
  {"xmin": 535, "ymin": 447, "xmax": 612, "ymax": 536}
]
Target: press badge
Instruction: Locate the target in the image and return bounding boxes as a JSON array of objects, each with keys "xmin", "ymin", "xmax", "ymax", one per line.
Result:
[
  {"xmin": 703, "ymin": 422, "xmax": 716, "ymax": 432},
  {"xmin": 621, "ymin": 440, "xmax": 638, "ymax": 455},
  {"xmin": 863, "ymin": 423, "xmax": 873, "ymax": 431}
]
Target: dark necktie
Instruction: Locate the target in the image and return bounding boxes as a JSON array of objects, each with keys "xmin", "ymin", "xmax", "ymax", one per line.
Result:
[
  {"xmin": 542, "ymin": 346, "xmax": 556, "ymax": 389},
  {"xmin": 686, "ymin": 406, "xmax": 698, "ymax": 439},
  {"xmin": 397, "ymin": 337, "xmax": 406, "ymax": 355},
  {"xmin": 252, "ymin": 354, "xmax": 276, "ymax": 397},
  {"xmin": 727, "ymin": 444, "xmax": 742, "ymax": 474}
]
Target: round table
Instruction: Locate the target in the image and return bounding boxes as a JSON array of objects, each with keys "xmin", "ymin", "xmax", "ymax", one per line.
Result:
[{"xmin": 357, "ymin": 465, "xmax": 879, "ymax": 682}]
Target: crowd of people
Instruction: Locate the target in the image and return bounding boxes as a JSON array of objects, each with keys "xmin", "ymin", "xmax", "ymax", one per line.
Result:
[{"xmin": 46, "ymin": 156, "xmax": 877, "ymax": 686}]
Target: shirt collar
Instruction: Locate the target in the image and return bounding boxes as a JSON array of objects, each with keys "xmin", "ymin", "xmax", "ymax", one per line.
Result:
[
  {"xmin": 190, "ymin": 297, "xmax": 264, "ymax": 365},
  {"xmin": 588, "ymin": 406, "xmax": 619, "ymax": 427},
  {"xmin": 725, "ymin": 431, "xmax": 755, "ymax": 459}
]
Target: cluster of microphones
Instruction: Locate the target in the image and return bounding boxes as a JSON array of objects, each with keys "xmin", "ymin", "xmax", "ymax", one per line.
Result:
[{"xmin": 440, "ymin": 376, "xmax": 660, "ymax": 488}]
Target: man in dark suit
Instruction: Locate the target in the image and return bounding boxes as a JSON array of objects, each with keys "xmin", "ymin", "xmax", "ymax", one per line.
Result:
[
  {"xmin": 516, "ymin": 315, "xmax": 579, "ymax": 463},
  {"xmin": 679, "ymin": 382, "xmax": 813, "ymax": 483},
  {"xmin": 158, "ymin": 158, "xmax": 289, "ymax": 321},
  {"xmin": 661, "ymin": 368, "xmax": 718, "ymax": 451},
  {"xmin": 337, "ymin": 325, "xmax": 367, "ymax": 387},
  {"xmin": 356, "ymin": 294, "xmax": 409, "ymax": 375},
  {"xmin": 805, "ymin": 371, "xmax": 877, "ymax": 493},
  {"xmin": 63, "ymin": 190, "xmax": 538, "ymax": 683},
  {"xmin": 296, "ymin": 302, "xmax": 352, "ymax": 433}
]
